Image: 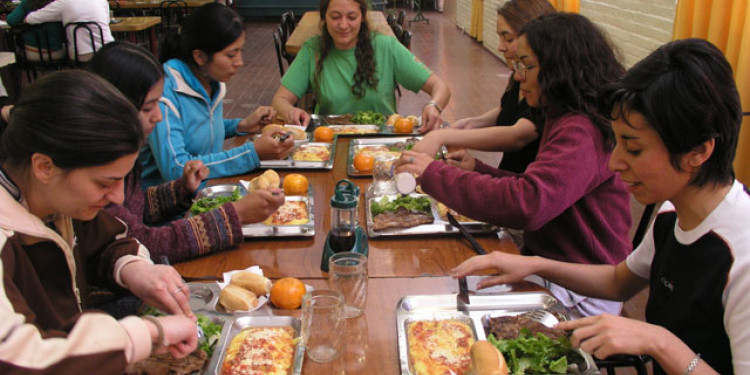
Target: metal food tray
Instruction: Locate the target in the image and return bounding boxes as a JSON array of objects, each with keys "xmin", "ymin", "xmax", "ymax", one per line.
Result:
[
  {"xmin": 396, "ymin": 292, "xmax": 600, "ymax": 375},
  {"xmin": 365, "ymin": 192, "xmax": 498, "ymax": 237},
  {"xmin": 260, "ymin": 142, "xmax": 335, "ymax": 170},
  {"xmin": 195, "ymin": 184, "xmax": 246, "ymax": 200},
  {"xmin": 347, "ymin": 137, "xmax": 422, "ymax": 177},
  {"xmin": 309, "ymin": 114, "xmax": 423, "ymax": 136},
  {"xmin": 242, "ymin": 192, "xmax": 315, "ymax": 237},
  {"xmin": 206, "ymin": 315, "xmax": 304, "ymax": 375}
]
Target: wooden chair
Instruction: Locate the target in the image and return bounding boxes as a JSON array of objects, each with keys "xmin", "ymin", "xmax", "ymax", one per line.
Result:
[
  {"xmin": 280, "ymin": 11, "xmax": 296, "ymax": 36},
  {"xmin": 65, "ymin": 22, "xmax": 105, "ymax": 65}
]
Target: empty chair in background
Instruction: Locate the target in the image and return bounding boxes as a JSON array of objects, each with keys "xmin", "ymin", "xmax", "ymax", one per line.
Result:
[
  {"xmin": 400, "ymin": 29, "xmax": 411, "ymax": 49},
  {"xmin": 159, "ymin": 0, "xmax": 188, "ymax": 31},
  {"xmin": 397, "ymin": 9, "xmax": 406, "ymax": 27},
  {"xmin": 273, "ymin": 28, "xmax": 286, "ymax": 77}
]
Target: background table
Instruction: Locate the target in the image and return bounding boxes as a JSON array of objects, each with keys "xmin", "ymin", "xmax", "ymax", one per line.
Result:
[
  {"xmin": 110, "ymin": 16, "xmax": 161, "ymax": 55},
  {"xmin": 285, "ymin": 10, "xmax": 395, "ymax": 55}
]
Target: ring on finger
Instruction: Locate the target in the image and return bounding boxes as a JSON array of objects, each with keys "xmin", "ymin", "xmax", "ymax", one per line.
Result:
[
  {"xmin": 172, "ymin": 286, "xmax": 184, "ymax": 295},
  {"xmin": 409, "ymin": 156, "xmax": 415, "ymax": 163}
]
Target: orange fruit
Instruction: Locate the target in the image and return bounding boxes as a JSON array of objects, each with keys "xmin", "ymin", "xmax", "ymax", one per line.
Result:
[
  {"xmin": 270, "ymin": 277, "xmax": 307, "ymax": 310},
  {"xmin": 314, "ymin": 126, "xmax": 334, "ymax": 142},
  {"xmin": 393, "ymin": 117, "xmax": 414, "ymax": 134},
  {"xmin": 283, "ymin": 173, "xmax": 309, "ymax": 195},
  {"xmin": 353, "ymin": 152, "xmax": 375, "ymax": 173}
]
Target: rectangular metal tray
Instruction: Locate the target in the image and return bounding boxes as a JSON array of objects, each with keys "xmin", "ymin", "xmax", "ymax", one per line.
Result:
[
  {"xmin": 365, "ymin": 192, "xmax": 498, "ymax": 238},
  {"xmin": 206, "ymin": 315, "xmax": 304, "ymax": 375},
  {"xmin": 260, "ymin": 142, "xmax": 335, "ymax": 170},
  {"xmin": 347, "ymin": 137, "xmax": 422, "ymax": 177},
  {"xmin": 309, "ymin": 114, "xmax": 423, "ymax": 136},
  {"xmin": 242, "ymin": 192, "xmax": 315, "ymax": 237},
  {"xmin": 396, "ymin": 292, "xmax": 600, "ymax": 375}
]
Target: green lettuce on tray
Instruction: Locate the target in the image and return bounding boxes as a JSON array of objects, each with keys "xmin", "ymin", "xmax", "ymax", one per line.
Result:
[
  {"xmin": 370, "ymin": 195, "xmax": 431, "ymax": 216},
  {"xmin": 190, "ymin": 188, "xmax": 241, "ymax": 215},
  {"xmin": 488, "ymin": 329, "xmax": 575, "ymax": 374},
  {"xmin": 351, "ymin": 110, "xmax": 386, "ymax": 125}
]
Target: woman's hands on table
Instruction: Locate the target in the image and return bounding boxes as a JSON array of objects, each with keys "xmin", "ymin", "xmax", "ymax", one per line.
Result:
[
  {"xmin": 144, "ymin": 315, "xmax": 199, "ymax": 359},
  {"xmin": 286, "ymin": 107, "xmax": 311, "ymax": 128},
  {"xmin": 444, "ymin": 149, "xmax": 476, "ymax": 171},
  {"xmin": 253, "ymin": 133, "xmax": 295, "ymax": 160},
  {"xmin": 238, "ymin": 106, "xmax": 276, "ymax": 134},
  {"xmin": 394, "ymin": 150, "xmax": 439, "ymax": 178},
  {"xmin": 120, "ymin": 261, "xmax": 195, "ymax": 319},
  {"xmin": 179, "ymin": 160, "xmax": 210, "ymax": 193},
  {"xmin": 450, "ymin": 251, "xmax": 540, "ymax": 289},
  {"xmin": 419, "ymin": 102, "xmax": 444, "ymax": 133},
  {"xmin": 232, "ymin": 188, "xmax": 285, "ymax": 224}
]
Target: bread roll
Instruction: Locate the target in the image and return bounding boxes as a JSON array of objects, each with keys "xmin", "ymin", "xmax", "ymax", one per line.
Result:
[
  {"xmin": 262, "ymin": 124, "xmax": 284, "ymax": 136},
  {"xmin": 283, "ymin": 126, "xmax": 307, "ymax": 140},
  {"xmin": 249, "ymin": 176, "xmax": 271, "ymax": 191},
  {"xmin": 470, "ymin": 341, "xmax": 508, "ymax": 375},
  {"xmin": 230, "ymin": 271, "xmax": 272, "ymax": 295},
  {"xmin": 219, "ymin": 284, "xmax": 259, "ymax": 311},
  {"xmin": 386, "ymin": 113, "xmax": 401, "ymax": 126},
  {"xmin": 261, "ymin": 169, "xmax": 280, "ymax": 188}
]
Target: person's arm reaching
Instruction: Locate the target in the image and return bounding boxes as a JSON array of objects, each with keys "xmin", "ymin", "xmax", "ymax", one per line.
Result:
[
  {"xmin": 272, "ymin": 85, "xmax": 310, "ymax": 127},
  {"xmin": 451, "ymin": 107, "xmax": 501, "ymax": 129},
  {"xmin": 412, "ymin": 119, "xmax": 538, "ymax": 158},
  {"xmin": 419, "ymin": 74, "xmax": 451, "ymax": 133}
]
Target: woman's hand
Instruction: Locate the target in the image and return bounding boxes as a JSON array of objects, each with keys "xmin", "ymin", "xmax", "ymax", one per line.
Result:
[
  {"xmin": 444, "ymin": 149, "xmax": 476, "ymax": 171},
  {"xmin": 179, "ymin": 160, "xmax": 210, "ymax": 193},
  {"xmin": 145, "ymin": 315, "xmax": 198, "ymax": 359},
  {"xmin": 419, "ymin": 103, "xmax": 444, "ymax": 133},
  {"xmin": 394, "ymin": 150, "xmax": 438, "ymax": 178},
  {"xmin": 557, "ymin": 315, "xmax": 668, "ymax": 360},
  {"xmin": 411, "ymin": 130, "xmax": 447, "ymax": 158},
  {"xmin": 238, "ymin": 106, "xmax": 276, "ymax": 134},
  {"xmin": 120, "ymin": 261, "xmax": 194, "ymax": 319},
  {"xmin": 253, "ymin": 133, "xmax": 295, "ymax": 160},
  {"xmin": 450, "ymin": 252, "xmax": 539, "ymax": 288},
  {"xmin": 286, "ymin": 107, "xmax": 310, "ymax": 127},
  {"xmin": 231, "ymin": 188, "xmax": 285, "ymax": 224}
]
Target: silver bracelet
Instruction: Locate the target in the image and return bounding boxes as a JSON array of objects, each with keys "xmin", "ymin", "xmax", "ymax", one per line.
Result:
[
  {"xmin": 683, "ymin": 353, "xmax": 701, "ymax": 375},
  {"xmin": 424, "ymin": 101, "xmax": 443, "ymax": 113}
]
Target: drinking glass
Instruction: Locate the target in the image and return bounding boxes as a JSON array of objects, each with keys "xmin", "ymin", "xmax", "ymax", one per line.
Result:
[
  {"xmin": 328, "ymin": 252, "xmax": 368, "ymax": 318},
  {"xmin": 301, "ymin": 289, "xmax": 345, "ymax": 363},
  {"xmin": 372, "ymin": 154, "xmax": 397, "ymax": 195}
]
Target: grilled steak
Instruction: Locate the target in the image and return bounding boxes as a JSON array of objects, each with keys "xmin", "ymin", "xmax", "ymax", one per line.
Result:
[
  {"xmin": 372, "ymin": 206, "xmax": 434, "ymax": 230},
  {"xmin": 124, "ymin": 350, "xmax": 208, "ymax": 375},
  {"xmin": 325, "ymin": 114, "xmax": 354, "ymax": 125},
  {"xmin": 488, "ymin": 315, "xmax": 566, "ymax": 340}
]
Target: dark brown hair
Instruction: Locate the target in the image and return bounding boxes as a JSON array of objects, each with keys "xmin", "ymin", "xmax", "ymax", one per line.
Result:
[
  {"xmin": 497, "ymin": 0, "xmax": 555, "ymax": 35},
  {"xmin": 316, "ymin": 0, "xmax": 378, "ymax": 100}
]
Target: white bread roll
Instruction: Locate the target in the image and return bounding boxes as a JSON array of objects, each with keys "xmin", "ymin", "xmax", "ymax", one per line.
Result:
[
  {"xmin": 261, "ymin": 169, "xmax": 280, "ymax": 188},
  {"xmin": 386, "ymin": 113, "xmax": 401, "ymax": 126},
  {"xmin": 283, "ymin": 126, "xmax": 307, "ymax": 140},
  {"xmin": 249, "ymin": 176, "xmax": 271, "ymax": 191},
  {"xmin": 261, "ymin": 124, "xmax": 284, "ymax": 136},
  {"xmin": 219, "ymin": 284, "xmax": 259, "ymax": 311},
  {"xmin": 469, "ymin": 340, "xmax": 508, "ymax": 375},
  {"xmin": 230, "ymin": 271, "xmax": 273, "ymax": 295}
]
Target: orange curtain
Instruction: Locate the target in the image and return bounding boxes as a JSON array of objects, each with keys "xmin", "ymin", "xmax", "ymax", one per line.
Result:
[
  {"xmin": 673, "ymin": 0, "xmax": 750, "ymax": 185},
  {"xmin": 548, "ymin": 0, "xmax": 580, "ymax": 13},
  {"xmin": 469, "ymin": 0, "xmax": 484, "ymax": 42}
]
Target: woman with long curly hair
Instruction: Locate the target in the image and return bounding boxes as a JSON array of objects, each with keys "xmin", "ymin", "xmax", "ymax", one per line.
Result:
[
  {"xmin": 272, "ymin": 0, "xmax": 450, "ymax": 132},
  {"xmin": 397, "ymin": 13, "xmax": 632, "ymax": 317}
]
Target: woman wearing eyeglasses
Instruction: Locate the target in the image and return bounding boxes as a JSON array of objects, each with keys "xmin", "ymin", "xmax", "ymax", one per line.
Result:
[
  {"xmin": 412, "ymin": 0, "xmax": 554, "ymax": 174},
  {"xmin": 396, "ymin": 13, "xmax": 632, "ymax": 317}
]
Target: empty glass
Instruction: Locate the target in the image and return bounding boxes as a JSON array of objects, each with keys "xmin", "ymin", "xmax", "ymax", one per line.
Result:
[
  {"xmin": 301, "ymin": 289, "xmax": 345, "ymax": 363},
  {"xmin": 372, "ymin": 154, "xmax": 397, "ymax": 195},
  {"xmin": 328, "ymin": 252, "xmax": 368, "ymax": 318}
]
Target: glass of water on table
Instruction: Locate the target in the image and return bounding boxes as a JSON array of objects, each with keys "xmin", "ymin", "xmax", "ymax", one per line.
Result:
[{"xmin": 301, "ymin": 289, "xmax": 345, "ymax": 363}]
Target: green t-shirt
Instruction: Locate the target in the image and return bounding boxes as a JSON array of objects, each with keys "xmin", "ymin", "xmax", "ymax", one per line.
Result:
[{"xmin": 281, "ymin": 33, "xmax": 432, "ymax": 115}]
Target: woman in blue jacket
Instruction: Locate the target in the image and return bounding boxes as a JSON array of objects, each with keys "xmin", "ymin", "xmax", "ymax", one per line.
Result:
[{"xmin": 141, "ymin": 3, "xmax": 294, "ymax": 187}]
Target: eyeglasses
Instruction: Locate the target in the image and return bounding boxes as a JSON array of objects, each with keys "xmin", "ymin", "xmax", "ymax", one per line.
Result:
[{"xmin": 512, "ymin": 60, "xmax": 537, "ymax": 80}]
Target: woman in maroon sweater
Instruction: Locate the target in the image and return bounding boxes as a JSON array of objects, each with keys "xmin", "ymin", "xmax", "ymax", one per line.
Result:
[
  {"xmin": 91, "ymin": 42, "xmax": 284, "ymax": 263},
  {"xmin": 396, "ymin": 13, "xmax": 632, "ymax": 317}
]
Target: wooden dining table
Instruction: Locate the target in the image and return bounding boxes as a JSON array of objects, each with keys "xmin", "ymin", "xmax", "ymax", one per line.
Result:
[
  {"xmin": 171, "ymin": 134, "xmax": 526, "ymax": 374},
  {"xmin": 285, "ymin": 10, "xmax": 395, "ymax": 55},
  {"xmin": 110, "ymin": 16, "xmax": 161, "ymax": 55}
]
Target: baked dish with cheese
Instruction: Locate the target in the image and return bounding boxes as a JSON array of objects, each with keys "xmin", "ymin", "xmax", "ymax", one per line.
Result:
[
  {"xmin": 292, "ymin": 144, "xmax": 331, "ymax": 161},
  {"xmin": 220, "ymin": 326, "xmax": 295, "ymax": 375},
  {"xmin": 436, "ymin": 202, "xmax": 479, "ymax": 223},
  {"xmin": 407, "ymin": 319, "xmax": 475, "ymax": 375},
  {"xmin": 263, "ymin": 201, "xmax": 309, "ymax": 226},
  {"xmin": 355, "ymin": 145, "xmax": 401, "ymax": 160}
]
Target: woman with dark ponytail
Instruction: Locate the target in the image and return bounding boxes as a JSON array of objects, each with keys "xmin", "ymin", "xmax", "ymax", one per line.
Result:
[{"xmin": 142, "ymin": 3, "xmax": 294, "ymax": 187}]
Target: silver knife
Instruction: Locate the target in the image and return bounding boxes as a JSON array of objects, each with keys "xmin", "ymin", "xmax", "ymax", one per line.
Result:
[{"xmin": 457, "ymin": 276, "xmax": 470, "ymax": 314}]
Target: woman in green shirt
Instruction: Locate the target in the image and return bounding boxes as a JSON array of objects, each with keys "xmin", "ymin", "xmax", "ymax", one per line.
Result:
[{"xmin": 272, "ymin": 0, "xmax": 450, "ymax": 132}]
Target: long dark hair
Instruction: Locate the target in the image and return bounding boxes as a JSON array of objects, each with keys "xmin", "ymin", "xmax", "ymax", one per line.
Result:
[
  {"xmin": 0, "ymin": 70, "xmax": 142, "ymax": 170},
  {"xmin": 159, "ymin": 2, "xmax": 244, "ymax": 67},
  {"xmin": 316, "ymin": 0, "xmax": 377, "ymax": 100},
  {"xmin": 605, "ymin": 39, "xmax": 740, "ymax": 187},
  {"xmin": 89, "ymin": 41, "xmax": 164, "ymax": 109},
  {"xmin": 520, "ymin": 13, "xmax": 624, "ymax": 147}
]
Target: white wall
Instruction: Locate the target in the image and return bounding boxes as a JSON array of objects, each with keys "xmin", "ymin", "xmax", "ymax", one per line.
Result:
[{"xmin": 455, "ymin": 0, "xmax": 677, "ymax": 67}]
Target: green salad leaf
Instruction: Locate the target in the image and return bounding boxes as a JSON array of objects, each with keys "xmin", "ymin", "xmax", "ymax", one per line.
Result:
[
  {"xmin": 190, "ymin": 188, "xmax": 241, "ymax": 215},
  {"xmin": 197, "ymin": 314, "xmax": 222, "ymax": 357},
  {"xmin": 351, "ymin": 110, "xmax": 386, "ymax": 125},
  {"xmin": 370, "ymin": 195, "xmax": 431, "ymax": 216},
  {"xmin": 488, "ymin": 329, "xmax": 573, "ymax": 374}
]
